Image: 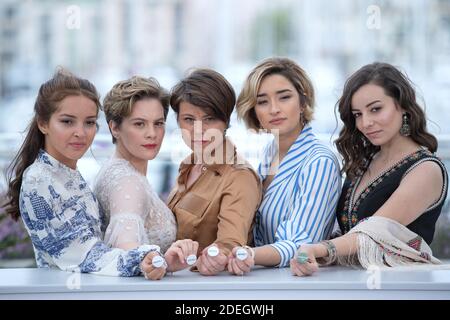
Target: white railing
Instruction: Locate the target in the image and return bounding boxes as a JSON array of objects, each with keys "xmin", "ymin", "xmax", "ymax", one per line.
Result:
[{"xmin": 1, "ymin": 266, "xmax": 450, "ymax": 300}]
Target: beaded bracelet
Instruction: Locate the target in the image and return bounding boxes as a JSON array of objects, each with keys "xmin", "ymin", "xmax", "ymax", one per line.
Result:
[{"xmin": 316, "ymin": 240, "xmax": 337, "ymax": 266}]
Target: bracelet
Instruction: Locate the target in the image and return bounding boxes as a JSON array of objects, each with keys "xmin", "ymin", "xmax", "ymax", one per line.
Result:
[
  {"xmin": 242, "ymin": 245, "xmax": 255, "ymax": 260},
  {"xmin": 316, "ymin": 240, "xmax": 337, "ymax": 266}
]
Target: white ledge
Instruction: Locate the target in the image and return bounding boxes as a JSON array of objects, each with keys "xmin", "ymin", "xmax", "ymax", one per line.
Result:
[{"xmin": 1, "ymin": 266, "xmax": 450, "ymax": 300}]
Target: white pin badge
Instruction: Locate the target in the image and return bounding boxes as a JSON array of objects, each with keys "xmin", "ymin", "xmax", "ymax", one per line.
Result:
[
  {"xmin": 186, "ymin": 254, "xmax": 197, "ymax": 266},
  {"xmin": 207, "ymin": 245, "xmax": 219, "ymax": 257},
  {"xmin": 152, "ymin": 255, "xmax": 165, "ymax": 268},
  {"xmin": 236, "ymin": 247, "xmax": 248, "ymax": 261}
]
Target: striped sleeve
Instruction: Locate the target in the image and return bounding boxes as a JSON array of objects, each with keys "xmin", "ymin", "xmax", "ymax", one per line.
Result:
[{"xmin": 269, "ymin": 155, "xmax": 341, "ymax": 267}]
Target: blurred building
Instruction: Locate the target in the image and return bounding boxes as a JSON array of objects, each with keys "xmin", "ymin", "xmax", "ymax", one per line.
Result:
[
  {"xmin": 0, "ymin": 0, "xmax": 450, "ymax": 261},
  {"xmin": 2, "ymin": 0, "xmax": 450, "ymax": 134}
]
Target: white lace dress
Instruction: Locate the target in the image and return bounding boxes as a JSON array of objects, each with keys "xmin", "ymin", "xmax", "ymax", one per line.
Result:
[{"xmin": 93, "ymin": 157, "xmax": 176, "ymax": 253}]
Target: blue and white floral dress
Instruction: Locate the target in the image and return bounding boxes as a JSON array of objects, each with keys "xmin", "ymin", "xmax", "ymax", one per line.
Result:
[{"xmin": 19, "ymin": 149, "xmax": 158, "ymax": 276}]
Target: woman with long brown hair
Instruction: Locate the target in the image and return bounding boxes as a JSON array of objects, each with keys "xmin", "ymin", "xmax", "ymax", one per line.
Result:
[
  {"xmin": 2, "ymin": 69, "xmax": 168, "ymax": 279},
  {"xmin": 290, "ymin": 62, "xmax": 448, "ymax": 276}
]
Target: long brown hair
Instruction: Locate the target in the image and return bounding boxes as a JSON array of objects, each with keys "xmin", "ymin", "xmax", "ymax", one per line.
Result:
[
  {"xmin": 335, "ymin": 62, "xmax": 437, "ymax": 179},
  {"xmin": 3, "ymin": 68, "xmax": 101, "ymax": 220}
]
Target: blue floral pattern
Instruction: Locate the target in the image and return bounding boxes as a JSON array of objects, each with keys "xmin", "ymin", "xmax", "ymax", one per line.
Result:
[{"xmin": 19, "ymin": 149, "xmax": 159, "ymax": 276}]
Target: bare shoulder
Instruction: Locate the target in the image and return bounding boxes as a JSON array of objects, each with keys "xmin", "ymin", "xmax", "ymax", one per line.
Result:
[
  {"xmin": 402, "ymin": 159, "xmax": 445, "ymax": 190},
  {"xmin": 406, "ymin": 159, "xmax": 444, "ymax": 180}
]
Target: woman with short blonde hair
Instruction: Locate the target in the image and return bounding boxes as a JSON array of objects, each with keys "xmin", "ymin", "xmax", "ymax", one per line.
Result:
[{"xmin": 94, "ymin": 76, "xmax": 198, "ymax": 276}]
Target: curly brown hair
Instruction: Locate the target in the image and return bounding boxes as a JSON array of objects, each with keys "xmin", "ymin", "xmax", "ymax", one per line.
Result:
[{"xmin": 335, "ymin": 62, "xmax": 437, "ymax": 179}]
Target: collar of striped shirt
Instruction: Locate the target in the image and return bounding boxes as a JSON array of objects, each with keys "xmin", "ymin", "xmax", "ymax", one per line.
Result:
[{"xmin": 258, "ymin": 123, "xmax": 315, "ymax": 181}]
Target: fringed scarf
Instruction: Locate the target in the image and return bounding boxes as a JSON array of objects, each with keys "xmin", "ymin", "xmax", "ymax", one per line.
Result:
[{"xmin": 341, "ymin": 216, "xmax": 449, "ymax": 270}]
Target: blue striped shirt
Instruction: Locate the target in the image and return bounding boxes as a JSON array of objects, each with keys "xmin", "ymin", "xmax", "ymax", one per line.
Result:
[{"xmin": 254, "ymin": 124, "xmax": 342, "ymax": 267}]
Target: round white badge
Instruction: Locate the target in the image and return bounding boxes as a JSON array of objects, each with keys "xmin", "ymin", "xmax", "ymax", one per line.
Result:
[
  {"xmin": 152, "ymin": 255, "xmax": 165, "ymax": 268},
  {"xmin": 186, "ymin": 254, "xmax": 197, "ymax": 266},
  {"xmin": 236, "ymin": 247, "xmax": 248, "ymax": 261},
  {"xmin": 207, "ymin": 246, "xmax": 219, "ymax": 257}
]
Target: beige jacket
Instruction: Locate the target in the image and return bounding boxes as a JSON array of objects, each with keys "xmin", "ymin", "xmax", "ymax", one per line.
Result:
[{"xmin": 167, "ymin": 139, "xmax": 262, "ymax": 256}]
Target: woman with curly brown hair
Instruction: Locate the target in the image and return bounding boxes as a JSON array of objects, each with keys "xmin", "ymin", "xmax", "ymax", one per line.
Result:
[{"xmin": 291, "ymin": 62, "xmax": 448, "ymax": 277}]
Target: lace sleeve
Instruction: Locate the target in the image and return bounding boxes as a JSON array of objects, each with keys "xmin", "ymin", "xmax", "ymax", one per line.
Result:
[{"xmin": 104, "ymin": 174, "xmax": 150, "ymax": 249}]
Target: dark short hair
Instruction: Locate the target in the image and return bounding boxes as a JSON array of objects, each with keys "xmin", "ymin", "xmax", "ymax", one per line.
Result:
[{"xmin": 170, "ymin": 69, "xmax": 236, "ymax": 126}]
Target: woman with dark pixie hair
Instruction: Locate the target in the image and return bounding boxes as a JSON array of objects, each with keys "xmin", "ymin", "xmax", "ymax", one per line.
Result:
[
  {"xmin": 3, "ymin": 69, "xmax": 164, "ymax": 279},
  {"xmin": 167, "ymin": 69, "xmax": 262, "ymax": 276},
  {"xmin": 291, "ymin": 62, "xmax": 448, "ymax": 277}
]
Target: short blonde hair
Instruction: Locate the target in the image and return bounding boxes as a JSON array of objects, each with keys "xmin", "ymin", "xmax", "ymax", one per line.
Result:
[
  {"xmin": 103, "ymin": 76, "xmax": 169, "ymax": 143},
  {"xmin": 236, "ymin": 57, "xmax": 315, "ymax": 131}
]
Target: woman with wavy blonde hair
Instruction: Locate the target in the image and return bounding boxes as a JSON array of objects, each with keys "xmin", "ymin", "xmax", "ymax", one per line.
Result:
[
  {"xmin": 228, "ymin": 57, "xmax": 342, "ymax": 275},
  {"xmin": 290, "ymin": 62, "xmax": 448, "ymax": 277}
]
